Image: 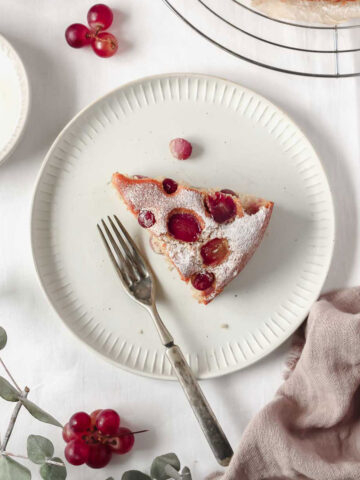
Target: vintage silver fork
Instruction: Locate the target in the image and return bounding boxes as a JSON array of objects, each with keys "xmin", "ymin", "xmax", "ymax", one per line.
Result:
[{"xmin": 97, "ymin": 215, "xmax": 233, "ymax": 466}]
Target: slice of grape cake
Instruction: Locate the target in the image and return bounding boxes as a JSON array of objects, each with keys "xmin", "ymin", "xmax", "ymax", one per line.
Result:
[{"xmin": 112, "ymin": 173, "xmax": 273, "ymax": 305}]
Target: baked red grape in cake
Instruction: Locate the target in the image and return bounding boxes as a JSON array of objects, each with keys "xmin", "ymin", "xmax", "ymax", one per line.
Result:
[
  {"xmin": 252, "ymin": 0, "xmax": 360, "ymax": 24},
  {"xmin": 112, "ymin": 174, "xmax": 273, "ymax": 304}
]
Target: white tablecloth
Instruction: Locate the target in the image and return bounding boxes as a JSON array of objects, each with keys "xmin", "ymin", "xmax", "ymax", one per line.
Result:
[{"xmin": 1, "ymin": 1, "xmax": 359, "ymax": 478}]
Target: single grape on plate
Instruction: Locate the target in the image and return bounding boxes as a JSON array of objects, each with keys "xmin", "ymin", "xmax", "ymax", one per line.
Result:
[{"xmin": 169, "ymin": 138, "xmax": 193, "ymax": 160}]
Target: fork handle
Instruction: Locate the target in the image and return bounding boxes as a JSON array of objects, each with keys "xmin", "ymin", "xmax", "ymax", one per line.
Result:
[{"xmin": 166, "ymin": 344, "xmax": 233, "ymax": 466}]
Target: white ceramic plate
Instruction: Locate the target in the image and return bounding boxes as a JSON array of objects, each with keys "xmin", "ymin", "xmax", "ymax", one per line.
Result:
[
  {"xmin": 31, "ymin": 73, "xmax": 334, "ymax": 380},
  {"xmin": 0, "ymin": 35, "xmax": 29, "ymax": 165}
]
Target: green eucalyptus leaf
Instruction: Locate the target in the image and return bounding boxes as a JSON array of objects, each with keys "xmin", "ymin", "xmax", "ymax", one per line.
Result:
[
  {"xmin": 122, "ymin": 471, "xmax": 151, "ymax": 480},
  {"xmin": 0, "ymin": 455, "xmax": 31, "ymax": 480},
  {"xmin": 27, "ymin": 435, "xmax": 54, "ymax": 464},
  {"xmin": 164, "ymin": 464, "xmax": 183, "ymax": 480},
  {"xmin": 0, "ymin": 376, "xmax": 20, "ymax": 401},
  {"xmin": 150, "ymin": 453, "xmax": 181, "ymax": 480},
  {"xmin": 181, "ymin": 467, "xmax": 192, "ymax": 479},
  {"xmin": 40, "ymin": 457, "xmax": 66, "ymax": 480},
  {"xmin": 164, "ymin": 465, "xmax": 183, "ymax": 480},
  {"xmin": 0, "ymin": 327, "xmax": 7, "ymax": 350},
  {"xmin": 22, "ymin": 399, "xmax": 62, "ymax": 427}
]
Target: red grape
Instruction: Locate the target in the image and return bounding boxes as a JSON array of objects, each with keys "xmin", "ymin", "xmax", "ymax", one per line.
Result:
[
  {"xmin": 91, "ymin": 32, "xmax": 118, "ymax": 58},
  {"xmin": 65, "ymin": 439, "xmax": 90, "ymax": 466},
  {"xmin": 191, "ymin": 272, "xmax": 215, "ymax": 291},
  {"xmin": 65, "ymin": 24, "xmax": 92, "ymax": 48},
  {"xmin": 69, "ymin": 412, "xmax": 91, "ymax": 433},
  {"xmin": 201, "ymin": 238, "xmax": 229, "ymax": 266},
  {"xmin": 62, "ymin": 423, "xmax": 81, "ymax": 443},
  {"xmin": 111, "ymin": 427, "xmax": 135, "ymax": 454},
  {"xmin": 169, "ymin": 138, "xmax": 192, "ymax": 160},
  {"xmin": 86, "ymin": 444, "xmax": 112, "ymax": 469},
  {"xmin": 206, "ymin": 192, "xmax": 236, "ymax": 224},
  {"xmin": 90, "ymin": 409, "xmax": 103, "ymax": 427},
  {"xmin": 96, "ymin": 409, "xmax": 120, "ymax": 435},
  {"xmin": 87, "ymin": 4, "xmax": 113, "ymax": 31},
  {"xmin": 167, "ymin": 212, "xmax": 202, "ymax": 242},
  {"xmin": 245, "ymin": 203, "xmax": 260, "ymax": 215},
  {"xmin": 162, "ymin": 178, "xmax": 178, "ymax": 194},
  {"xmin": 138, "ymin": 210, "xmax": 156, "ymax": 228}
]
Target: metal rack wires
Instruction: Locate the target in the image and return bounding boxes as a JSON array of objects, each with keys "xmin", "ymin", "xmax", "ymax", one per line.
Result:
[{"xmin": 163, "ymin": 0, "xmax": 360, "ymax": 77}]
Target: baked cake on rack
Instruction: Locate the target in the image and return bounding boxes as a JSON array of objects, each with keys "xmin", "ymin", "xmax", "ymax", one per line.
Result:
[
  {"xmin": 252, "ymin": 0, "xmax": 360, "ymax": 24},
  {"xmin": 112, "ymin": 173, "xmax": 273, "ymax": 304}
]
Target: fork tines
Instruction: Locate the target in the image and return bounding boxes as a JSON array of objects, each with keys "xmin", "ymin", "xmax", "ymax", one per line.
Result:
[{"xmin": 97, "ymin": 215, "xmax": 147, "ymax": 286}]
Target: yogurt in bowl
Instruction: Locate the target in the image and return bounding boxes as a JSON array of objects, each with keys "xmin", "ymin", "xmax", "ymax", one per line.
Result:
[{"xmin": 0, "ymin": 35, "xmax": 29, "ymax": 165}]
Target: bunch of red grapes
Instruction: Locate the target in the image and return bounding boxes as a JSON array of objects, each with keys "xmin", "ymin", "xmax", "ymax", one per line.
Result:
[
  {"xmin": 65, "ymin": 4, "xmax": 118, "ymax": 58},
  {"xmin": 63, "ymin": 409, "xmax": 135, "ymax": 469}
]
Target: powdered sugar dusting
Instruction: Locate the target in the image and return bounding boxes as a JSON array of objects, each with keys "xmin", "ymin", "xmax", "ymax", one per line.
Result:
[
  {"xmin": 120, "ymin": 181, "xmax": 215, "ymax": 235},
  {"xmin": 115, "ymin": 175, "xmax": 272, "ymax": 297},
  {"xmin": 165, "ymin": 206, "xmax": 267, "ymax": 289}
]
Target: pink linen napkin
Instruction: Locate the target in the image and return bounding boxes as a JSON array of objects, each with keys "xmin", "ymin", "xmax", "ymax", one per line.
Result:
[{"xmin": 222, "ymin": 286, "xmax": 360, "ymax": 480}]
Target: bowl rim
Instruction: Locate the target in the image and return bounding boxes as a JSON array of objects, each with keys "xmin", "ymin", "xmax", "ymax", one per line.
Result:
[{"xmin": 0, "ymin": 34, "xmax": 30, "ymax": 166}]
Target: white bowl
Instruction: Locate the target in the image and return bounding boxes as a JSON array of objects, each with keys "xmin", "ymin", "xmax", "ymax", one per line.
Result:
[{"xmin": 0, "ymin": 35, "xmax": 30, "ymax": 165}]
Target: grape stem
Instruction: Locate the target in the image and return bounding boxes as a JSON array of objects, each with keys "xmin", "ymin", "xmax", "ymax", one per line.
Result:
[
  {"xmin": 0, "ymin": 387, "xmax": 29, "ymax": 452},
  {"xmin": 119, "ymin": 429, "xmax": 149, "ymax": 437}
]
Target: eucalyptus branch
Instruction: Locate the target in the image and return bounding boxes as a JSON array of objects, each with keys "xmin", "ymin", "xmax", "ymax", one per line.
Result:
[
  {"xmin": 0, "ymin": 327, "xmax": 66, "ymax": 479},
  {"xmin": 0, "ymin": 451, "xmax": 28, "ymax": 460},
  {"xmin": 0, "ymin": 387, "xmax": 29, "ymax": 452},
  {"xmin": 1, "ymin": 451, "xmax": 64, "ymax": 467},
  {"xmin": 0, "ymin": 356, "xmax": 22, "ymax": 392}
]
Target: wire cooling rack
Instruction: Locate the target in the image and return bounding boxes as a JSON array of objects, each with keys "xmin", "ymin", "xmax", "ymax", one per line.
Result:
[{"xmin": 163, "ymin": 0, "xmax": 360, "ymax": 77}]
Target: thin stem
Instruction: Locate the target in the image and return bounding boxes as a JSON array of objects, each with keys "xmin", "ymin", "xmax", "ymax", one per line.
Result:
[
  {"xmin": 1, "ymin": 452, "xmax": 64, "ymax": 467},
  {"xmin": 0, "ymin": 357, "xmax": 21, "ymax": 392},
  {"xmin": 1, "ymin": 452, "xmax": 28, "ymax": 460},
  {"xmin": 119, "ymin": 429, "xmax": 149, "ymax": 437},
  {"xmin": 0, "ymin": 387, "xmax": 29, "ymax": 452},
  {"xmin": 45, "ymin": 459, "xmax": 65, "ymax": 466}
]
